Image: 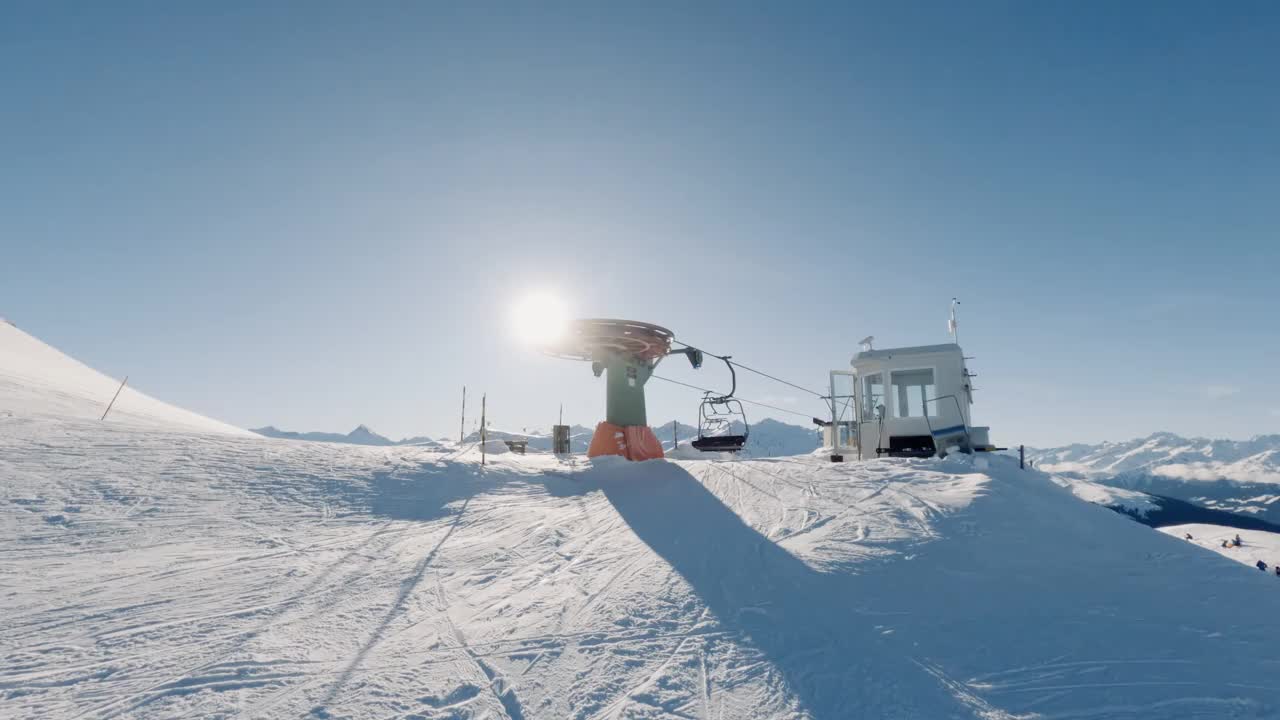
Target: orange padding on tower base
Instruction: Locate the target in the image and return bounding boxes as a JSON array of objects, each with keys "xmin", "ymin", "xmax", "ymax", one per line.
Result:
[{"xmin": 586, "ymin": 421, "xmax": 666, "ymax": 461}]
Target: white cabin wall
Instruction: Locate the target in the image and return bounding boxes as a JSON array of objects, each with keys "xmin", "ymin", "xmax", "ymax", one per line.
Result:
[{"xmin": 850, "ymin": 345, "xmax": 975, "ymax": 457}]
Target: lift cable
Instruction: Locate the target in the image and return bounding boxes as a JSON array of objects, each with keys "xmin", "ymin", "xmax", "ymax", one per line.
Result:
[
  {"xmin": 671, "ymin": 339, "xmax": 828, "ymax": 399},
  {"xmin": 724, "ymin": 358, "xmax": 827, "ymax": 399},
  {"xmin": 655, "ymin": 371, "xmax": 814, "ymax": 417}
]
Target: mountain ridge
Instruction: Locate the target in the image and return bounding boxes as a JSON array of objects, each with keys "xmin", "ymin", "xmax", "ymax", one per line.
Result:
[
  {"xmin": 256, "ymin": 417, "xmax": 821, "ymax": 457},
  {"xmin": 1033, "ymin": 431, "xmax": 1280, "ymax": 524},
  {"xmin": 251, "ymin": 424, "xmax": 441, "ymax": 446}
]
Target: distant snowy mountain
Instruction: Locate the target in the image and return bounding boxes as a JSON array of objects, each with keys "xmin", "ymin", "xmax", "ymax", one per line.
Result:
[
  {"xmin": 253, "ymin": 424, "xmax": 393, "ymax": 445},
  {"xmin": 1033, "ymin": 432, "xmax": 1280, "ymax": 523},
  {"xmin": 253, "ymin": 424, "xmax": 444, "ymax": 448},
  {"xmin": 1032, "ymin": 431, "xmax": 1280, "ymax": 481}
]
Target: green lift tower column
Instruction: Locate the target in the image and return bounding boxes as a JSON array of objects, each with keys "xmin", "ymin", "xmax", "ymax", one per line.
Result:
[{"xmin": 542, "ymin": 319, "xmax": 700, "ymax": 461}]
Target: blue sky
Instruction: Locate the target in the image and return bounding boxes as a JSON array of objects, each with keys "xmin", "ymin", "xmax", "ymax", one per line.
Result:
[{"xmin": 3, "ymin": 2, "xmax": 1278, "ymax": 446}]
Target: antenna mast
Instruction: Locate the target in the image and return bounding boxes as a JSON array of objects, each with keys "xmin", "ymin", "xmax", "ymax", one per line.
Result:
[{"xmin": 948, "ymin": 298, "xmax": 960, "ymax": 345}]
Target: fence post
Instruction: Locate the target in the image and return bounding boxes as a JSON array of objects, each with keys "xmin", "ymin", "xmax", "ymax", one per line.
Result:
[{"xmin": 1019, "ymin": 444, "xmax": 1025, "ymax": 470}]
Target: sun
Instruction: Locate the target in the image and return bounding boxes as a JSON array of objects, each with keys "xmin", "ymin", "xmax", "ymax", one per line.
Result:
[{"xmin": 510, "ymin": 291, "xmax": 571, "ymax": 346}]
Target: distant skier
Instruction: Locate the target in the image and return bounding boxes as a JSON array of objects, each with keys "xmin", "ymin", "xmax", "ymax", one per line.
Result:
[
  {"xmin": 1258, "ymin": 560, "xmax": 1268, "ymax": 572},
  {"xmin": 1235, "ymin": 534, "xmax": 1244, "ymax": 547},
  {"xmin": 1184, "ymin": 533, "xmax": 1193, "ymax": 540},
  {"xmin": 1274, "ymin": 565, "xmax": 1279, "ymax": 577},
  {"xmin": 1222, "ymin": 539, "xmax": 1231, "ymax": 548}
]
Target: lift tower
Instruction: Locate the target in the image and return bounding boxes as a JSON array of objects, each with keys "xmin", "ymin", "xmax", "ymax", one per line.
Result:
[{"xmin": 543, "ymin": 319, "xmax": 700, "ymax": 461}]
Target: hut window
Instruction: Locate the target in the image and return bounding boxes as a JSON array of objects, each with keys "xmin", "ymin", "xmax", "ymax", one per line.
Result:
[
  {"xmin": 891, "ymin": 368, "xmax": 935, "ymax": 418},
  {"xmin": 862, "ymin": 373, "xmax": 884, "ymax": 420}
]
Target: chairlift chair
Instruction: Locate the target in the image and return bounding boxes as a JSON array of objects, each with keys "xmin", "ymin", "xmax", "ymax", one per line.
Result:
[
  {"xmin": 691, "ymin": 356, "xmax": 749, "ymax": 453},
  {"xmin": 692, "ymin": 397, "xmax": 749, "ymax": 452}
]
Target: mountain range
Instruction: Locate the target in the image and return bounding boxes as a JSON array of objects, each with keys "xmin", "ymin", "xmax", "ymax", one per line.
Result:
[
  {"xmin": 252, "ymin": 424, "xmax": 441, "ymax": 447},
  {"xmin": 1032, "ymin": 432, "xmax": 1280, "ymax": 524},
  {"xmin": 256, "ymin": 417, "xmax": 821, "ymax": 458}
]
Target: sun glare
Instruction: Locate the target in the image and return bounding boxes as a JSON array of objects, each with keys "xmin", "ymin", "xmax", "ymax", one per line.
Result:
[{"xmin": 511, "ymin": 291, "xmax": 570, "ymax": 346}]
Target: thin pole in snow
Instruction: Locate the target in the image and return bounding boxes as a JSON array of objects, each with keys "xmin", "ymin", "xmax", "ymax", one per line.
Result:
[
  {"xmin": 672, "ymin": 420, "xmax": 677, "ymax": 449},
  {"xmin": 481, "ymin": 393, "xmax": 487, "ymax": 467},
  {"xmin": 101, "ymin": 376, "xmax": 129, "ymax": 421},
  {"xmin": 460, "ymin": 386, "xmax": 466, "ymax": 443},
  {"xmin": 1019, "ymin": 444, "xmax": 1025, "ymax": 470}
]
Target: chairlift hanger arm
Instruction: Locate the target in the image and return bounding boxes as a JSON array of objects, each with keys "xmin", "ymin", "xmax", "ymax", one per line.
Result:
[
  {"xmin": 713, "ymin": 355, "xmax": 737, "ymax": 400},
  {"xmin": 668, "ymin": 347, "xmax": 704, "ymax": 369},
  {"xmin": 669, "ymin": 342, "xmax": 736, "ymax": 401}
]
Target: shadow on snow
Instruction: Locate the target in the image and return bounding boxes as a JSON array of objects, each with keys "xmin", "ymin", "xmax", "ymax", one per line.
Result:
[
  {"xmin": 586, "ymin": 460, "xmax": 966, "ymax": 718},
  {"xmin": 325, "ymin": 455, "xmax": 978, "ymax": 717}
]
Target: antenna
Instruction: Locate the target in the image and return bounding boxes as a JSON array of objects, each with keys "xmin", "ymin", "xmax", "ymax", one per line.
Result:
[{"xmin": 948, "ymin": 298, "xmax": 960, "ymax": 345}]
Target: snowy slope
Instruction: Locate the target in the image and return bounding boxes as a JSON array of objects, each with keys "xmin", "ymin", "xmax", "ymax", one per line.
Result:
[
  {"xmin": 1052, "ymin": 475, "xmax": 1161, "ymax": 517},
  {"xmin": 7, "ymin": 412, "xmax": 1280, "ymax": 718},
  {"xmin": 0, "ymin": 319, "xmax": 248, "ymax": 435},
  {"xmin": 1159, "ymin": 524, "xmax": 1280, "ymax": 575}
]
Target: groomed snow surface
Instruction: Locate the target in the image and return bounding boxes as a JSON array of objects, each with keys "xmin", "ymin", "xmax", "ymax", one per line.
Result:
[
  {"xmin": 9, "ymin": 420, "xmax": 1280, "ymax": 719},
  {"xmin": 6, "ymin": 324, "xmax": 1280, "ymax": 719}
]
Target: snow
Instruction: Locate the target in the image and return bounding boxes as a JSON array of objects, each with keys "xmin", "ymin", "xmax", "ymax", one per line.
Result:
[
  {"xmin": 8, "ymin": 411, "xmax": 1280, "ymax": 718},
  {"xmin": 9, "ymin": 326, "xmax": 1280, "ymax": 718},
  {"xmin": 0, "ymin": 320, "xmax": 248, "ymax": 436},
  {"xmin": 1159, "ymin": 524, "xmax": 1280, "ymax": 574},
  {"xmin": 1051, "ymin": 476, "xmax": 1161, "ymax": 517}
]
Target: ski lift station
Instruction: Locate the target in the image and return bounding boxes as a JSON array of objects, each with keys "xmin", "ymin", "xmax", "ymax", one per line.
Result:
[{"xmin": 828, "ymin": 341, "xmax": 994, "ymax": 460}]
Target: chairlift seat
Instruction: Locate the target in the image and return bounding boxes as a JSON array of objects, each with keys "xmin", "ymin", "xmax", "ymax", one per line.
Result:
[
  {"xmin": 692, "ymin": 434, "xmax": 747, "ymax": 452},
  {"xmin": 691, "ymin": 356, "xmax": 749, "ymax": 454}
]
